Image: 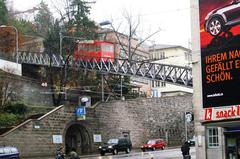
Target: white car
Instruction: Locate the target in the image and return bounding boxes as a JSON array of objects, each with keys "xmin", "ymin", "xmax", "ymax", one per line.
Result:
[{"xmin": 204, "ymin": 0, "xmax": 240, "ymax": 36}]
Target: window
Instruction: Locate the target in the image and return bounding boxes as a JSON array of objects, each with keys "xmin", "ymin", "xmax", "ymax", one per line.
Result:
[
  {"xmin": 156, "ymin": 81, "xmax": 160, "ymax": 87},
  {"xmin": 152, "ymin": 81, "xmax": 165, "ymax": 88},
  {"xmin": 184, "ymin": 52, "xmax": 192, "ymax": 62},
  {"xmin": 101, "ymin": 44, "xmax": 105, "ymax": 52},
  {"xmin": 3, "ymin": 148, "xmax": 11, "ymax": 153},
  {"xmin": 88, "ymin": 45, "xmax": 94, "ymax": 52},
  {"xmin": 106, "ymin": 45, "xmax": 110, "ymax": 51},
  {"xmin": 161, "ymin": 82, "xmax": 166, "ymax": 87},
  {"xmin": 160, "ymin": 52, "xmax": 165, "ymax": 59},
  {"xmin": 109, "ymin": 45, "xmax": 113, "ymax": 52},
  {"xmin": 120, "ymin": 48, "xmax": 128, "ymax": 58},
  {"xmin": 153, "ymin": 51, "xmax": 165, "ymax": 60},
  {"xmin": 152, "ymin": 80, "xmax": 155, "ymax": 87},
  {"xmin": 96, "ymin": 45, "xmax": 100, "ymax": 52},
  {"xmin": 207, "ymin": 127, "xmax": 219, "ymax": 148}
]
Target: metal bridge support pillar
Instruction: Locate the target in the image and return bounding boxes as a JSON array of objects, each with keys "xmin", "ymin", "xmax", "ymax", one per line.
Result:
[{"xmin": 101, "ymin": 74, "xmax": 104, "ymax": 102}]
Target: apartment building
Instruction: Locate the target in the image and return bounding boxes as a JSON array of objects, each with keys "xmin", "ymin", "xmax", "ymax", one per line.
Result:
[{"xmin": 149, "ymin": 44, "xmax": 193, "ymax": 97}]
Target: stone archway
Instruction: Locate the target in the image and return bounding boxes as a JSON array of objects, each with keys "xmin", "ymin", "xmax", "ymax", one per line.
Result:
[{"xmin": 64, "ymin": 123, "xmax": 92, "ymax": 155}]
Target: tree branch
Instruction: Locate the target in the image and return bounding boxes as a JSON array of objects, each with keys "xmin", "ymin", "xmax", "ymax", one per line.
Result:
[{"xmin": 130, "ymin": 28, "xmax": 161, "ymax": 60}]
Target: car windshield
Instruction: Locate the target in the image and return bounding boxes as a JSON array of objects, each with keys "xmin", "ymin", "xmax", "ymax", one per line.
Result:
[
  {"xmin": 107, "ymin": 139, "xmax": 119, "ymax": 144},
  {"xmin": 147, "ymin": 140, "xmax": 156, "ymax": 144}
]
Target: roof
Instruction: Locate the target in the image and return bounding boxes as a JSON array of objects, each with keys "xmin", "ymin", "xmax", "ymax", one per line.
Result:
[{"xmin": 149, "ymin": 44, "xmax": 190, "ymax": 52}]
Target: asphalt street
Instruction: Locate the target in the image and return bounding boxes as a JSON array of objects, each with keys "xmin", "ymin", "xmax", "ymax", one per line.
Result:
[{"xmin": 26, "ymin": 147, "xmax": 195, "ymax": 159}]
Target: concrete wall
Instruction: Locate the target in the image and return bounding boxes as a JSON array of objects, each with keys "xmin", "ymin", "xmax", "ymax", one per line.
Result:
[{"xmin": 0, "ymin": 59, "xmax": 22, "ymax": 76}]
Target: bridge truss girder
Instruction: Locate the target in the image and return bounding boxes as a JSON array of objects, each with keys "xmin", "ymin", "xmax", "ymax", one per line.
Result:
[{"xmin": 17, "ymin": 52, "xmax": 192, "ymax": 88}]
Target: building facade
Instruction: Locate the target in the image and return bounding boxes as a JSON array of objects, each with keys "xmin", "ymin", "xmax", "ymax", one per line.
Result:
[
  {"xmin": 191, "ymin": 0, "xmax": 240, "ymax": 159},
  {"xmin": 148, "ymin": 45, "xmax": 193, "ymax": 97}
]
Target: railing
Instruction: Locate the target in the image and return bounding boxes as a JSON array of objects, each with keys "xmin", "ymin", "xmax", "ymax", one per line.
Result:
[{"xmin": 15, "ymin": 52, "xmax": 193, "ymax": 87}]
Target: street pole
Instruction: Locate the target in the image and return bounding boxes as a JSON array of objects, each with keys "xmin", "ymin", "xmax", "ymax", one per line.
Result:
[
  {"xmin": 102, "ymin": 74, "xmax": 104, "ymax": 102},
  {"xmin": 59, "ymin": 32, "xmax": 62, "ymax": 56},
  {"xmin": 15, "ymin": 27, "xmax": 18, "ymax": 64},
  {"xmin": 184, "ymin": 109, "xmax": 188, "ymax": 141},
  {"xmin": 120, "ymin": 75, "xmax": 123, "ymax": 99}
]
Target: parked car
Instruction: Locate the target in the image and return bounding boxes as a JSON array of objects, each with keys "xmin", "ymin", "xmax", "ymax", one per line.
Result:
[
  {"xmin": 0, "ymin": 146, "xmax": 20, "ymax": 159},
  {"xmin": 98, "ymin": 137, "xmax": 132, "ymax": 156},
  {"xmin": 141, "ymin": 139, "xmax": 167, "ymax": 152},
  {"xmin": 188, "ymin": 136, "xmax": 196, "ymax": 146},
  {"xmin": 204, "ymin": 0, "xmax": 240, "ymax": 36}
]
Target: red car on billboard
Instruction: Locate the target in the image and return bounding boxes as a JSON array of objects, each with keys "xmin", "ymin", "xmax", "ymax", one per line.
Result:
[
  {"xmin": 140, "ymin": 139, "xmax": 167, "ymax": 152},
  {"xmin": 199, "ymin": 0, "xmax": 240, "ymax": 109},
  {"xmin": 204, "ymin": 0, "xmax": 240, "ymax": 36}
]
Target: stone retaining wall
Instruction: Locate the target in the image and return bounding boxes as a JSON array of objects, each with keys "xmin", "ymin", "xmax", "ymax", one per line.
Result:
[{"xmin": 0, "ymin": 95, "xmax": 193, "ymax": 157}]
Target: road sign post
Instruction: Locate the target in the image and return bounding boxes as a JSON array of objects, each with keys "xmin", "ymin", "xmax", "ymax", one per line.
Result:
[{"xmin": 76, "ymin": 106, "xmax": 86, "ymax": 120}]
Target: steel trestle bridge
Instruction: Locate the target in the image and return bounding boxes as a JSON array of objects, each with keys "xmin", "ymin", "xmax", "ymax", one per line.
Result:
[{"xmin": 16, "ymin": 52, "xmax": 192, "ymax": 88}]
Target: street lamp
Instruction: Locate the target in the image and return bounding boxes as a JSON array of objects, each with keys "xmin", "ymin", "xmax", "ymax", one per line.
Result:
[
  {"xmin": 99, "ymin": 20, "xmax": 111, "ymax": 26},
  {"xmin": 0, "ymin": 25, "xmax": 18, "ymax": 64},
  {"xmin": 59, "ymin": 32, "xmax": 85, "ymax": 56}
]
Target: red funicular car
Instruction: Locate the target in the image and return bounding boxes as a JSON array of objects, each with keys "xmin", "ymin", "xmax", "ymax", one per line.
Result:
[
  {"xmin": 74, "ymin": 40, "xmax": 114, "ymax": 62},
  {"xmin": 141, "ymin": 139, "xmax": 167, "ymax": 152}
]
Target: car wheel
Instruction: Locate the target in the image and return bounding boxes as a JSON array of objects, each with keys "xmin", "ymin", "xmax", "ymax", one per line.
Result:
[
  {"xmin": 100, "ymin": 152, "xmax": 105, "ymax": 156},
  {"xmin": 161, "ymin": 146, "xmax": 165, "ymax": 150},
  {"xmin": 126, "ymin": 147, "xmax": 130, "ymax": 154},
  {"xmin": 208, "ymin": 17, "xmax": 224, "ymax": 36},
  {"xmin": 152, "ymin": 147, "xmax": 156, "ymax": 151},
  {"xmin": 113, "ymin": 149, "xmax": 118, "ymax": 155}
]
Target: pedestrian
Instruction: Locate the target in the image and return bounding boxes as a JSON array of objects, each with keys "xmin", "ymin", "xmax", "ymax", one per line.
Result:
[
  {"xmin": 55, "ymin": 146, "xmax": 65, "ymax": 159},
  {"xmin": 69, "ymin": 148, "xmax": 80, "ymax": 159},
  {"xmin": 181, "ymin": 141, "xmax": 191, "ymax": 159}
]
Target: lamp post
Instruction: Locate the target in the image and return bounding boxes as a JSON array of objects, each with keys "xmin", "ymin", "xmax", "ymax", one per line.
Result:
[
  {"xmin": 0, "ymin": 25, "xmax": 18, "ymax": 63},
  {"xmin": 59, "ymin": 31, "xmax": 63, "ymax": 56},
  {"xmin": 59, "ymin": 32, "xmax": 85, "ymax": 56}
]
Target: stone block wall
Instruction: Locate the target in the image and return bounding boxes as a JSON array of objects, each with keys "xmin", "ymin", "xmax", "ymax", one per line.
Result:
[
  {"xmin": 1, "ymin": 74, "xmax": 53, "ymax": 106},
  {"xmin": 0, "ymin": 95, "xmax": 193, "ymax": 157},
  {"xmin": 0, "ymin": 105, "xmax": 98, "ymax": 158},
  {"xmin": 95, "ymin": 94, "xmax": 193, "ymax": 147}
]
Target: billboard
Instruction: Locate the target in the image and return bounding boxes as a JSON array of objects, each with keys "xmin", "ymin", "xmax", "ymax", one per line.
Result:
[{"xmin": 199, "ymin": 0, "xmax": 240, "ymax": 108}]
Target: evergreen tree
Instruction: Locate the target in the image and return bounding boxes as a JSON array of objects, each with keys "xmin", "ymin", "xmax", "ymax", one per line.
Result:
[
  {"xmin": 11, "ymin": 19, "xmax": 37, "ymax": 36},
  {"xmin": 54, "ymin": 0, "xmax": 98, "ymax": 57},
  {"xmin": 67, "ymin": 0, "xmax": 97, "ymax": 39},
  {"xmin": 0, "ymin": 0, "xmax": 8, "ymax": 25},
  {"xmin": 34, "ymin": 1, "xmax": 54, "ymax": 37},
  {"xmin": 43, "ymin": 0, "xmax": 100, "ymax": 105},
  {"xmin": 43, "ymin": 20, "xmax": 60, "ymax": 54}
]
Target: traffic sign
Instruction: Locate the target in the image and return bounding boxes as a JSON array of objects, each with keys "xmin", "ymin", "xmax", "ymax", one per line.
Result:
[
  {"xmin": 76, "ymin": 107, "xmax": 86, "ymax": 120},
  {"xmin": 185, "ymin": 112, "xmax": 194, "ymax": 122}
]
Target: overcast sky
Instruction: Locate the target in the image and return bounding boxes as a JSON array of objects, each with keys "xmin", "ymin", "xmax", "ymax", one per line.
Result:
[{"xmin": 12, "ymin": 0, "xmax": 191, "ymax": 48}]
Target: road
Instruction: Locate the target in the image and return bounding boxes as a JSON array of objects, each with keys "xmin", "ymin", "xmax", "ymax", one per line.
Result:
[
  {"xmin": 26, "ymin": 147, "xmax": 195, "ymax": 159},
  {"xmin": 81, "ymin": 147, "xmax": 196, "ymax": 159}
]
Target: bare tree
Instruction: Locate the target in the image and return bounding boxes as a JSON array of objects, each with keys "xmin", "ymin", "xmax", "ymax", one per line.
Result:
[
  {"xmin": 0, "ymin": 67, "xmax": 20, "ymax": 109},
  {"xmin": 107, "ymin": 9, "xmax": 161, "ymax": 61}
]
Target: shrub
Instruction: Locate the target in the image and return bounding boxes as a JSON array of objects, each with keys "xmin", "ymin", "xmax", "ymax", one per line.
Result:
[
  {"xmin": 4, "ymin": 103, "xmax": 28, "ymax": 115},
  {"xmin": 0, "ymin": 113, "xmax": 18, "ymax": 127}
]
